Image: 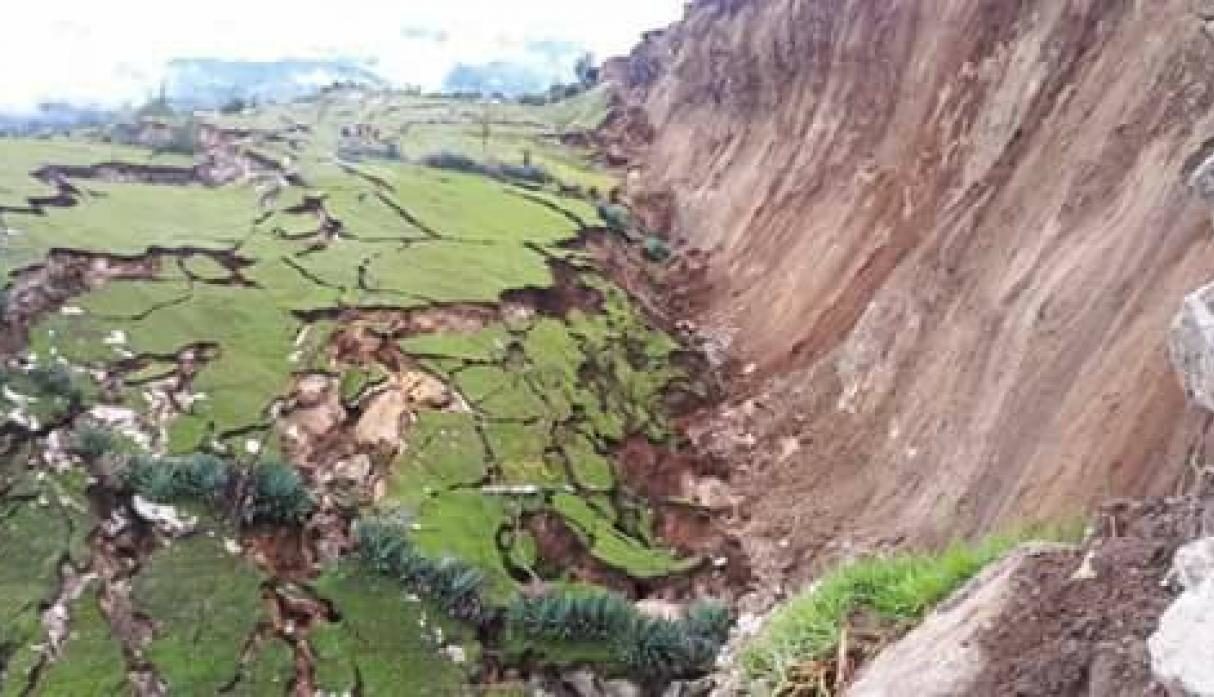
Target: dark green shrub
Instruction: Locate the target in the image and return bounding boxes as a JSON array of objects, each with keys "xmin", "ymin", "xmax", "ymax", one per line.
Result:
[
  {"xmin": 497, "ymin": 163, "xmax": 551, "ymax": 184},
  {"xmin": 508, "ymin": 591, "xmax": 732, "ymax": 677},
  {"xmin": 422, "ymin": 151, "xmax": 487, "ymax": 175},
  {"xmin": 126, "ymin": 454, "xmax": 181, "ymax": 502},
  {"xmin": 244, "ymin": 459, "xmax": 313, "ymax": 524},
  {"xmin": 28, "ymin": 364, "xmax": 80, "ymax": 402},
  {"xmin": 354, "ymin": 516, "xmax": 490, "ymax": 623},
  {"xmin": 176, "ymin": 453, "xmax": 232, "ymax": 499},
  {"xmin": 509, "ymin": 591, "xmax": 634, "ymax": 641},
  {"xmin": 355, "ymin": 517, "xmax": 732, "ymax": 678},
  {"xmin": 71, "ymin": 425, "xmax": 118, "ymax": 462},
  {"xmin": 615, "ymin": 616, "xmax": 693, "ymax": 678},
  {"xmin": 642, "ymin": 235, "xmax": 672, "ymax": 263},
  {"xmin": 596, "ymin": 202, "xmax": 632, "ymax": 234},
  {"xmin": 683, "ymin": 600, "xmax": 732, "ymax": 646},
  {"xmin": 426, "ymin": 558, "xmax": 489, "ymax": 622},
  {"xmin": 124, "ymin": 452, "xmax": 233, "ymax": 503}
]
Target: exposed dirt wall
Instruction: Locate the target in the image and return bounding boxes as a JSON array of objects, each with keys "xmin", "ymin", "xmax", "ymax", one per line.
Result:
[{"xmin": 608, "ymin": 0, "xmax": 1214, "ymax": 578}]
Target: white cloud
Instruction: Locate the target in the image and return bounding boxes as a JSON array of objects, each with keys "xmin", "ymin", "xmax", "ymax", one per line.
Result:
[{"xmin": 0, "ymin": 0, "xmax": 685, "ymax": 112}]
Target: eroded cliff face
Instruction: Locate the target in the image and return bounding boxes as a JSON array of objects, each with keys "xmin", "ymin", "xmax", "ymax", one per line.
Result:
[{"xmin": 608, "ymin": 0, "xmax": 1214, "ymax": 581}]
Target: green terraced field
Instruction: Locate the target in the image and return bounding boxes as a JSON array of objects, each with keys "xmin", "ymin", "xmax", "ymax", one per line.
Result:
[{"xmin": 0, "ymin": 87, "xmax": 706, "ymax": 694}]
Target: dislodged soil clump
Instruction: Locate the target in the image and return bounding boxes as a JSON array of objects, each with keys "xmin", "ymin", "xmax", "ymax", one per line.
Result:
[{"xmin": 970, "ymin": 496, "xmax": 1208, "ymax": 696}]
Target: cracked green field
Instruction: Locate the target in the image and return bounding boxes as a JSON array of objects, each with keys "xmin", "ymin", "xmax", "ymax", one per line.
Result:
[{"xmin": 0, "ymin": 87, "xmax": 698, "ymax": 694}]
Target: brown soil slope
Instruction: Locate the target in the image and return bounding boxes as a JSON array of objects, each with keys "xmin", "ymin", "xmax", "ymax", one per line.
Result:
[{"xmin": 608, "ymin": 0, "xmax": 1214, "ymax": 574}]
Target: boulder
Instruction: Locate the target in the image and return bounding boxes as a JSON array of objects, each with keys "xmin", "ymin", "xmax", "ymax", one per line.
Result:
[
  {"xmin": 603, "ymin": 680, "xmax": 642, "ymax": 697},
  {"xmin": 1169, "ymin": 282, "xmax": 1214, "ymax": 412},
  {"xmin": 1149, "ymin": 581, "xmax": 1214, "ymax": 696},
  {"xmin": 562, "ymin": 669, "xmax": 603, "ymax": 697},
  {"xmin": 131, "ymin": 495, "xmax": 197, "ymax": 537},
  {"xmin": 846, "ymin": 544, "xmax": 1069, "ymax": 697},
  {"xmin": 1149, "ymin": 538, "xmax": 1214, "ymax": 696},
  {"xmin": 1169, "ymin": 537, "xmax": 1214, "ymax": 590}
]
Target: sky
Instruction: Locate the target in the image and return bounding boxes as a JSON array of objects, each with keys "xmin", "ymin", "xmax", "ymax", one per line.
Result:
[{"xmin": 0, "ymin": 0, "xmax": 685, "ymax": 112}]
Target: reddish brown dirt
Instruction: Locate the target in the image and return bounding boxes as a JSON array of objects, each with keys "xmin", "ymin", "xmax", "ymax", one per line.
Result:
[
  {"xmin": 971, "ymin": 496, "xmax": 1208, "ymax": 696},
  {"xmin": 604, "ymin": 0, "xmax": 1214, "ymax": 587},
  {"xmin": 500, "ymin": 258, "xmax": 605, "ymax": 317},
  {"xmin": 245, "ymin": 525, "xmax": 317, "ymax": 582},
  {"xmin": 614, "ymin": 435, "xmax": 700, "ymax": 500},
  {"xmin": 523, "ymin": 510, "xmax": 639, "ymax": 594}
]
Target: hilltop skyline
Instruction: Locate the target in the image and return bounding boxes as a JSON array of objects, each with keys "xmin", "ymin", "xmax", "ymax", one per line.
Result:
[{"xmin": 1, "ymin": 0, "xmax": 685, "ymax": 112}]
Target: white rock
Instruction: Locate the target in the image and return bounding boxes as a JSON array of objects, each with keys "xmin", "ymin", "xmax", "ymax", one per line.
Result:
[
  {"xmin": 132, "ymin": 495, "xmax": 197, "ymax": 537},
  {"xmin": 1149, "ymin": 579, "xmax": 1214, "ymax": 696},
  {"xmin": 1072, "ymin": 550, "xmax": 1098, "ymax": 581},
  {"xmin": 1169, "ymin": 538, "xmax": 1214, "ymax": 590},
  {"xmin": 1170, "ymin": 284, "xmax": 1214, "ymax": 412},
  {"xmin": 443, "ymin": 644, "xmax": 466, "ymax": 664},
  {"xmin": 59, "ymin": 306, "xmax": 84, "ymax": 316}
]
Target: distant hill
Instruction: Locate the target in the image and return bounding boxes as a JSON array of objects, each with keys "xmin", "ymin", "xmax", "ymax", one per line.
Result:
[
  {"xmin": 165, "ymin": 58, "xmax": 390, "ymax": 108},
  {"xmin": 0, "ymin": 102, "xmax": 116, "ymax": 135},
  {"xmin": 442, "ymin": 40, "xmax": 587, "ymax": 97},
  {"xmin": 0, "ymin": 58, "xmax": 391, "ymax": 133}
]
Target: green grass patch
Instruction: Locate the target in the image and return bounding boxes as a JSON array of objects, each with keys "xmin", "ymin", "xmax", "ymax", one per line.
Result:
[
  {"xmin": 741, "ymin": 526, "xmax": 1084, "ymax": 694},
  {"xmin": 133, "ymin": 530, "xmax": 266, "ymax": 693},
  {"xmin": 0, "ymin": 475, "xmax": 92, "ymax": 695},
  {"xmin": 310, "ymin": 563, "xmax": 473, "ymax": 695},
  {"xmin": 410, "ymin": 492, "xmax": 514, "ymax": 599},
  {"xmin": 35, "ymin": 590, "xmax": 128, "ymax": 696},
  {"xmin": 387, "ymin": 411, "xmax": 488, "ymax": 507},
  {"xmin": 552, "ymin": 494, "xmax": 698, "ymax": 580}
]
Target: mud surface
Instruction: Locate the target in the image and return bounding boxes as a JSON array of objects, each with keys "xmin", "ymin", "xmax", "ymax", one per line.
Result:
[{"xmin": 971, "ymin": 496, "xmax": 1208, "ymax": 696}]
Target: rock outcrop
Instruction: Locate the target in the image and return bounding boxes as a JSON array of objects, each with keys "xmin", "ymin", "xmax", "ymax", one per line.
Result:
[
  {"xmin": 606, "ymin": 0, "xmax": 1214, "ymax": 575},
  {"xmin": 1172, "ymin": 283, "xmax": 1214, "ymax": 412},
  {"xmin": 1150, "ymin": 537, "xmax": 1214, "ymax": 696}
]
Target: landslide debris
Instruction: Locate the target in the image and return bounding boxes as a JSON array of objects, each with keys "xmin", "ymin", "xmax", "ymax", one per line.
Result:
[{"xmin": 603, "ymin": 0, "xmax": 1214, "ymax": 591}]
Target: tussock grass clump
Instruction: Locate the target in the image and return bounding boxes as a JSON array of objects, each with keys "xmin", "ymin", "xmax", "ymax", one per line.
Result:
[
  {"xmin": 357, "ymin": 514, "xmax": 733, "ymax": 678},
  {"xmin": 111, "ymin": 439, "xmax": 312, "ymax": 525},
  {"xmin": 244, "ymin": 459, "xmax": 314, "ymax": 524},
  {"xmin": 354, "ymin": 516, "xmax": 490, "ymax": 623},
  {"xmin": 509, "ymin": 591, "xmax": 732, "ymax": 679},
  {"xmin": 70, "ymin": 425, "xmax": 120, "ymax": 462},
  {"xmin": 741, "ymin": 527, "xmax": 1081, "ymax": 694},
  {"xmin": 508, "ymin": 591, "xmax": 634, "ymax": 641},
  {"xmin": 124, "ymin": 452, "xmax": 232, "ymax": 504}
]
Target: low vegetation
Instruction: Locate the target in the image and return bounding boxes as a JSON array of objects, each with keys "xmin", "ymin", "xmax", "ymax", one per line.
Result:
[
  {"xmin": 124, "ymin": 451, "xmax": 231, "ymax": 504},
  {"xmin": 108, "ymin": 443, "xmax": 314, "ymax": 525},
  {"xmin": 421, "ymin": 149, "xmax": 552, "ymax": 185},
  {"xmin": 355, "ymin": 515, "xmax": 491, "ymax": 624},
  {"xmin": 243, "ymin": 458, "xmax": 315, "ymax": 524},
  {"xmin": 742, "ymin": 527, "xmax": 1081, "ymax": 695},
  {"xmin": 511, "ymin": 591, "xmax": 731, "ymax": 679},
  {"xmin": 355, "ymin": 514, "xmax": 732, "ymax": 680}
]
